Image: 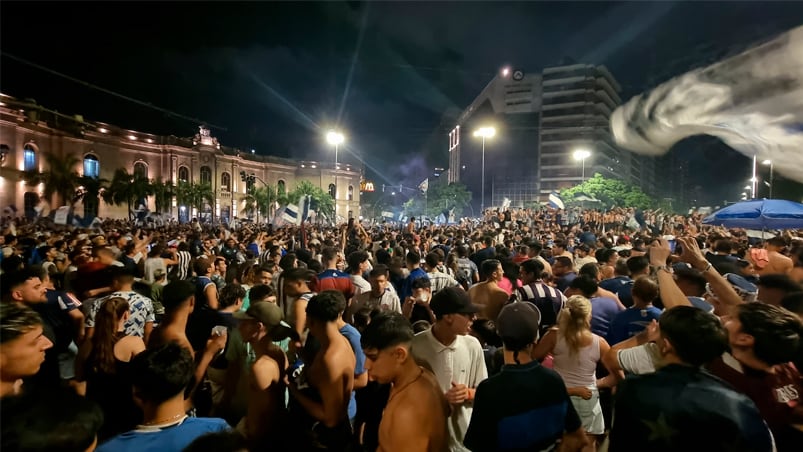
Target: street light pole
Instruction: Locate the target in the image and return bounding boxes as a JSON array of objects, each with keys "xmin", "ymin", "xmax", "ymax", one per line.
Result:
[
  {"xmin": 751, "ymin": 154, "xmax": 757, "ymax": 199},
  {"xmin": 762, "ymin": 159, "xmax": 774, "ymax": 198},
  {"xmin": 326, "ymin": 130, "xmax": 345, "ymax": 218},
  {"xmin": 473, "ymin": 126, "xmax": 496, "ymax": 215},
  {"xmin": 572, "ymin": 149, "xmax": 592, "ymax": 183}
]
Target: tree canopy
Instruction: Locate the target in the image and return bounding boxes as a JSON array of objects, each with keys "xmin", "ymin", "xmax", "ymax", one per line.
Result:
[
  {"xmin": 403, "ymin": 182, "xmax": 472, "ymax": 218},
  {"xmin": 560, "ymin": 173, "xmax": 657, "ymax": 210}
]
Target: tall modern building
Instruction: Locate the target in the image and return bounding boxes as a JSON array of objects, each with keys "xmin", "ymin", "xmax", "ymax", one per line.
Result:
[
  {"xmin": 0, "ymin": 95, "xmax": 362, "ymax": 222},
  {"xmin": 447, "ymin": 64, "xmax": 657, "ymax": 211}
]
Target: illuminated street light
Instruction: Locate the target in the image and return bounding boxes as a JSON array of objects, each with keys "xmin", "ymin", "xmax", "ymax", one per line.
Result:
[
  {"xmin": 501, "ymin": 67, "xmax": 511, "ymax": 77},
  {"xmin": 473, "ymin": 126, "xmax": 496, "ymax": 213},
  {"xmin": 573, "ymin": 149, "xmax": 592, "ymax": 182},
  {"xmin": 762, "ymin": 159, "xmax": 774, "ymax": 198},
  {"xmin": 326, "ymin": 130, "xmax": 345, "ymax": 215},
  {"xmin": 744, "ymin": 185, "xmax": 751, "ymax": 190}
]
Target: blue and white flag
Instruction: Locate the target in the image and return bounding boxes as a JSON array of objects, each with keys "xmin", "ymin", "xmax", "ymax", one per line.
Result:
[
  {"xmin": 548, "ymin": 192, "xmax": 565, "ymax": 210},
  {"xmin": 282, "ymin": 203, "xmax": 299, "ymax": 225}
]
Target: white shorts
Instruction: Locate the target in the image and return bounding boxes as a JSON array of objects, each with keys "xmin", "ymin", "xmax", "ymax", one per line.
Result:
[{"xmin": 570, "ymin": 389, "xmax": 605, "ymax": 435}]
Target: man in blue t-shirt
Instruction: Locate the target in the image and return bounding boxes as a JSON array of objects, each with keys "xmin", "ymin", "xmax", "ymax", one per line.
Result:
[
  {"xmin": 607, "ymin": 276, "xmax": 662, "ymax": 345},
  {"xmin": 97, "ymin": 343, "xmax": 229, "ymax": 452},
  {"xmin": 566, "ymin": 275, "xmax": 622, "ymax": 338}
]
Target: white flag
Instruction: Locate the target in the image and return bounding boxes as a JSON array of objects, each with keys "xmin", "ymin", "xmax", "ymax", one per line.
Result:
[{"xmin": 418, "ymin": 178, "xmax": 429, "ymax": 193}]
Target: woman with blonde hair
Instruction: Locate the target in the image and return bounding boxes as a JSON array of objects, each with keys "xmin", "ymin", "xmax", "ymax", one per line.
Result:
[
  {"xmin": 75, "ymin": 297, "xmax": 145, "ymax": 441},
  {"xmin": 533, "ymin": 295, "xmax": 610, "ymax": 451}
]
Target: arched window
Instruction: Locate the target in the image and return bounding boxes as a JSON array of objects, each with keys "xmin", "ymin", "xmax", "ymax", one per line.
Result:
[
  {"xmin": 23, "ymin": 144, "xmax": 37, "ymax": 172},
  {"xmin": 221, "ymin": 172, "xmax": 231, "ymax": 191},
  {"xmin": 328, "ymin": 183, "xmax": 336, "ymax": 199},
  {"xmin": 133, "ymin": 161, "xmax": 148, "ymax": 179},
  {"xmin": 178, "ymin": 166, "xmax": 189, "ymax": 183},
  {"xmin": 277, "ymin": 180, "xmax": 286, "ymax": 195},
  {"xmin": 200, "ymin": 166, "xmax": 212, "ymax": 185},
  {"xmin": 347, "ymin": 185, "xmax": 354, "ymax": 201},
  {"xmin": 83, "ymin": 154, "xmax": 99, "ymax": 178}
]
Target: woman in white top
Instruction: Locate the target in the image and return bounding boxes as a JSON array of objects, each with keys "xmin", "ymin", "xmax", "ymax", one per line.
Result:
[{"xmin": 533, "ymin": 295, "xmax": 611, "ymax": 451}]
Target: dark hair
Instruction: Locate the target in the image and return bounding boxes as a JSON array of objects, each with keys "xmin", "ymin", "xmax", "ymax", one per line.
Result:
[
  {"xmin": 347, "ymin": 250, "xmax": 369, "ymax": 272},
  {"xmin": 406, "ymin": 251, "xmax": 421, "ymax": 265},
  {"xmin": 736, "ymin": 302, "xmax": 801, "ymax": 365},
  {"xmin": 659, "ymin": 306, "xmax": 728, "ymax": 367},
  {"xmin": 481, "ymin": 259, "xmax": 501, "ymax": 280},
  {"xmin": 674, "ymin": 268, "xmax": 707, "ymax": 297},
  {"xmin": 756, "ymin": 274, "xmax": 803, "ymax": 294},
  {"xmin": 714, "ymin": 239, "xmax": 733, "ymax": 253},
  {"xmin": 569, "ymin": 275, "xmax": 598, "ymax": 298},
  {"xmin": 471, "ymin": 318, "xmax": 503, "ymax": 347},
  {"xmin": 626, "ymin": 256, "xmax": 650, "ymax": 275},
  {"xmin": 353, "ymin": 306, "xmax": 378, "ymax": 333},
  {"xmin": 369, "ymin": 264, "xmax": 389, "ymax": 278},
  {"xmin": 632, "ymin": 276, "xmax": 659, "ymax": 304},
  {"xmin": 579, "ymin": 262, "xmax": 600, "ymax": 280},
  {"xmin": 131, "ymin": 343, "xmax": 195, "ymax": 404},
  {"xmin": 162, "ymin": 280, "xmax": 196, "ymax": 311},
  {"xmin": 90, "ymin": 297, "xmax": 129, "ymax": 375},
  {"xmin": 247, "ymin": 284, "xmax": 275, "ymax": 303},
  {"xmin": 306, "ymin": 290, "xmax": 347, "ymax": 322},
  {"xmin": 110, "ymin": 265, "xmax": 135, "ymax": 284},
  {"xmin": 614, "ymin": 259, "xmax": 630, "ymax": 276},
  {"xmin": 781, "ymin": 292, "xmax": 803, "ymax": 316},
  {"xmin": 554, "ymin": 256, "xmax": 573, "ymax": 270},
  {"xmin": 424, "ymin": 252, "xmax": 440, "ymax": 269},
  {"xmin": 360, "ymin": 312, "xmax": 414, "ymax": 350},
  {"xmin": 321, "ymin": 246, "xmax": 338, "ymax": 263},
  {"xmin": 219, "ymin": 283, "xmax": 247, "ymax": 309},
  {"xmin": 183, "ymin": 431, "xmax": 249, "ymax": 452},
  {"xmin": 520, "ymin": 258, "xmax": 544, "ymax": 276},
  {"xmin": 282, "ymin": 267, "xmax": 316, "ymax": 283},
  {"xmin": 279, "ymin": 253, "xmax": 297, "ymax": 272},
  {"xmin": 411, "ymin": 277, "xmax": 431, "ymax": 290},
  {"xmin": 0, "ymin": 302, "xmax": 43, "ymax": 343},
  {"xmin": 1, "ymin": 388, "xmax": 103, "ymax": 452},
  {"xmin": 193, "ymin": 257, "xmax": 213, "ymax": 276},
  {"xmin": 1, "ymin": 267, "xmax": 42, "ymax": 300}
]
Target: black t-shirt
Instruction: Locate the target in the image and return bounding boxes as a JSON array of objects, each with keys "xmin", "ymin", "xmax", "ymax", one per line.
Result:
[{"xmin": 464, "ymin": 360, "xmax": 581, "ymax": 451}]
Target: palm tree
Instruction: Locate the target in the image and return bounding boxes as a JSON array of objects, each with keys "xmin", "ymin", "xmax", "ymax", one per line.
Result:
[
  {"xmin": 74, "ymin": 175, "xmax": 108, "ymax": 220},
  {"xmin": 151, "ymin": 180, "xmax": 174, "ymax": 215},
  {"xmin": 23, "ymin": 151, "xmax": 80, "ymax": 207},
  {"xmin": 290, "ymin": 180, "xmax": 334, "ymax": 218},
  {"xmin": 175, "ymin": 181, "xmax": 214, "ymax": 221},
  {"xmin": 103, "ymin": 169, "xmax": 152, "ymax": 219},
  {"xmin": 245, "ymin": 185, "xmax": 278, "ymax": 222}
]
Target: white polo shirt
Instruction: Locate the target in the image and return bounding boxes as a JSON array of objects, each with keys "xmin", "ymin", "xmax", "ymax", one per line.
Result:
[{"xmin": 410, "ymin": 328, "xmax": 488, "ymax": 452}]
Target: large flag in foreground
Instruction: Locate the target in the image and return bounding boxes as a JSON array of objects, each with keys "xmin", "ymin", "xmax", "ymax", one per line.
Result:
[{"xmin": 611, "ymin": 25, "xmax": 803, "ymax": 183}]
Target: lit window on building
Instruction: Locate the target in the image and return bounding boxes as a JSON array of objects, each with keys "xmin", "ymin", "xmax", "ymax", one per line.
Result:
[
  {"xmin": 178, "ymin": 166, "xmax": 189, "ymax": 183},
  {"xmin": 328, "ymin": 183, "xmax": 336, "ymax": 199},
  {"xmin": 23, "ymin": 144, "xmax": 36, "ymax": 172},
  {"xmin": 221, "ymin": 172, "xmax": 231, "ymax": 191},
  {"xmin": 83, "ymin": 154, "xmax": 99, "ymax": 178},
  {"xmin": 134, "ymin": 161, "xmax": 148, "ymax": 179},
  {"xmin": 277, "ymin": 180, "xmax": 286, "ymax": 195},
  {"xmin": 200, "ymin": 166, "xmax": 212, "ymax": 185},
  {"xmin": 347, "ymin": 185, "xmax": 354, "ymax": 201}
]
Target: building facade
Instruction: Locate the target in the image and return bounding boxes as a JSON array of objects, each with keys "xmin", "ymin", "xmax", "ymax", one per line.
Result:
[
  {"xmin": 447, "ymin": 64, "xmax": 659, "ymax": 210},
  {"xmin": 0, "ymin": 95, "xmax": 361, "ymax": 222}
]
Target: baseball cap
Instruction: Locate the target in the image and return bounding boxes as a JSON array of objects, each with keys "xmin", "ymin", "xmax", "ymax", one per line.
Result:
[
  {"xmin": 706, "ymin": 273, "xmax": 758, "ymax": 303},
  {"xmin": 429, "ymin": 287, "xmax": 481, "ymax": 317},
  {"xmin": 496, "ymin": 302, "xmax": 541, "ymax": 347},
  {"xmin": 233, "ymin": 301, "xmax": 295, "ymax": 341}
]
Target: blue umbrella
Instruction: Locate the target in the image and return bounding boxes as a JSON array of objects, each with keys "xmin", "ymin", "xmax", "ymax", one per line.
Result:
[{"xmin": 702, "ymin": 199, "xmax": 803, "ymax": 229}]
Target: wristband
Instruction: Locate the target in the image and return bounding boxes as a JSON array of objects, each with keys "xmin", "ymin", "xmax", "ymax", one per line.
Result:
[
  {"xmin": 654, "ymin": 265, "xmax": 672, "ymax": 274},
  {"xmin": 699, "ymin": 262, "xmax": 713, "ymax": 273},
  {"xmin": 467, "ymin": 388, "xmax": 476, "ymax": 401}
]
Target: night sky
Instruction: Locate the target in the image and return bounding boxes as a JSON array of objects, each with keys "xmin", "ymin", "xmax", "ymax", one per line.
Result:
[{"xmin": 2, "ymin": 1, "xmax": 802, "ymax": 204}]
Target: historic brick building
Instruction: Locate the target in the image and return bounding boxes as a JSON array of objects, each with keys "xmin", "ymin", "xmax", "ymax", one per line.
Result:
[{"xmin": 0, "ymin": 94, "xmax": 361, "ymax": 222}]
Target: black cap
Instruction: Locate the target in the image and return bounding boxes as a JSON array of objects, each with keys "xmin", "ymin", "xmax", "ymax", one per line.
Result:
[
  {"xmin": 496, "ymin": 302, "xmax": 541, "ymax": 347},
  {"xmin": 430, "ymin": 287, "xmax": 481, "ymax": 317}
]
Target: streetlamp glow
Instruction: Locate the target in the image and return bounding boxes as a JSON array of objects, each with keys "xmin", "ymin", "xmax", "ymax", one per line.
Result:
[
  {"xmin": 761, "ymin": 159, "xmax": 774, "ymax": 198},
  {"xmin": 473, "ymin": 126, "xmax": 496, "ymax": 213},
  {"xmin": 501, "ymin": 67, "xmax": 510, "ymax": 77},
  {"xmin": 762, "ymin": 159, "xmax": 772, "ymax": 165},
  {"xmin": 326, "ymin": 130, "xmax": 344, "ymax": 146},
  {"xmin": 572, "ymin": 149, "xmax": 592, "ymax": 182},
  {"xmin": 744, "ymin": 185, "xmax": 751, "ymax": 190}
]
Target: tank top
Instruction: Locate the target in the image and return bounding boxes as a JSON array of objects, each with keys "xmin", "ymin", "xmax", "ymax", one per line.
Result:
[{"xmin": 551, "ymin": 333, "xmax": 600, "ymax": 388}]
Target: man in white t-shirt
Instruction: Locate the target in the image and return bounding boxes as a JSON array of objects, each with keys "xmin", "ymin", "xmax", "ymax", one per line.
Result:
[{"xmin": 410, "ymin": 287, "xmax": 487, "ymax": 452}]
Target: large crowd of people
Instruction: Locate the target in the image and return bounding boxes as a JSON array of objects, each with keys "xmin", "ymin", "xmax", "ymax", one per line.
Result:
[{"xmin": 1, "ymin": 205, "xmax": 802, "ymax": 451}]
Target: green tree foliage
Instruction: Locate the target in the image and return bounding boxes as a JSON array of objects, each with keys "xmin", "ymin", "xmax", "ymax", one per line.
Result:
[
  {"xmin": 288, "ymin": 180, "xmax": 334, "ymax": 217},
  {"xmin": 403, "ymin": 182, "xmax": 472, "ymax": 219},
  {"xmin": 150, "ymin": 180, "xmax": 174, "ymax": 214},
  {"xmin": 560, "ymin": 173, "xmax": 657, "ymax": 210},
  {"xmin": 174, "ymin": 181, "xmax": 214, "ymax": 219},
  {"xmin": 75, "ymin": 175, "xmax": 108, "ymax": 219},
  {"xmin": 23, "ymin": 151, "xmax": 80, "ymax": 207},
  {"xmin": 103, "ymin": 169, "xmax": 152, "ymax": 219}
]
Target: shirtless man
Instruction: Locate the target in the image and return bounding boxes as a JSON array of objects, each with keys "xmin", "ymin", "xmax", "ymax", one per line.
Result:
[
  {"xmin": 757, "ymin": 237, "xmax": 793, "ymax": 276},
  {"xmin": 288, "ymin": 291, "xmax": 356, "ymax": 450},
  {"xmin": 468, "ymin": 259, "xmax": 508, "ymax": 321},
  {"xmin": 148, "ymin": 281, "xmax": 225, "ymax": 403},
  {"xmin": 233, "ymin": 301, "xmax": 293, "ymax": 449},
  {"xmin": 361, "ymin": 312, "xmax": 449, "ymax": 452}
]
